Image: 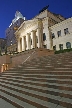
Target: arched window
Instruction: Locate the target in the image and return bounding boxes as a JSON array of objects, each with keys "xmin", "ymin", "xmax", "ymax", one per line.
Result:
[{"xmin": 66, "ymin": 42, "xmax": 71, "ymax": 49}]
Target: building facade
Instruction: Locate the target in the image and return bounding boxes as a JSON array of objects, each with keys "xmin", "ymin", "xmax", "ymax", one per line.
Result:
[
  {"xmin": 15, "ymin": 9, "xmax": 66, "ymax": 52},
  {"xmin": 50, "ymin": 18, "xmax": 72, "ymax": 50},
  {"xmin": 5, "ymin": 11, "xmax": 26, "ymax": 54},
  {"xmin": 0, "ymin": 38, "xmax": 6, "ymax": 55}
]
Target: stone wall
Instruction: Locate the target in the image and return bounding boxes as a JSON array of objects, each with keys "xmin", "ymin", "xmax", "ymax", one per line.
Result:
[
  {"xmin": 0, "ymin": 48, "xmax": 54, "ymax": 72},
  {"xmin": 0, "ymin": 55, "xmax": 11, "ymax": 72},
  {"xmin": 0, "ymin": 55, "xmax": 11, "ymax": 64}
]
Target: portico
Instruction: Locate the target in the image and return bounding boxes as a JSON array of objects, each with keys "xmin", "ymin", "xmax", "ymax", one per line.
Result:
[{"xmin": 15, "ymin": 19, "xmax": 43, "ymax": 52}]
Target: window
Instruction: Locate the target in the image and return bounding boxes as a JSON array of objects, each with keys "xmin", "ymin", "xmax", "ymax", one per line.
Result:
[
  {"xmin": 59, "ymin": 44, "xmax": 63, "ymax": 50},
  {"xmin": 16, "ymin": 48, "xmax": 17, "ymax": 51},
  {"xmin": 43, "ymin": 33, "xmax": 46, "ymax": 41},
  {"xmin": 53, "ymin": 45, "xmax": 56, "ymax": 50},
  {"xmin": 2, "ymin": 46, "xmax": 5, "ymax": 49},
  {"xmin": 8, "ymin": 31, "xmax": 10, "ymax": 34},
  {"xmin": 64, "ymin": 28, "xmax": 69, "ymax": 35},
  {"xmin": 36, "ymin": 36, "xmax": 38, "ymax": 43},
  {"xmin": 57, "ymin": 30, "xmax": 61, "ymax": 37},
  {"xmin": 66, "ymin": 42, "xmax": 71, "ymax": 49},
  {"xmin": 31, "ymin": 39, "xmax": 32, "ymax": 45},
  {"xmin": 52, "ymin": 33, "xmax": 55, "ymax": 39},
  {"xmin": 43, "ymin": 45, "xmax": 47, "ymax": 48}
]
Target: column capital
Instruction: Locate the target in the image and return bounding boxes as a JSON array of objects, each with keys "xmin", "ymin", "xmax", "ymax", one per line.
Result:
[
  {"xmin": 26, "ymin": 33, "xmax": 30, "ymax": 36},
  {"xmin": 31, "ymin": 30, "xmax": 36, "ymax": 33},
  {"xmin": 17, "ymin": 37, "xmax": 20, "ymax": 41},
  {"xmin": 37, "ymin": 26, "xmax": 43, "ymax": 30},
  {"xmin": 22, "ymin": 36, "xmax": 24, "ymax": 39}
]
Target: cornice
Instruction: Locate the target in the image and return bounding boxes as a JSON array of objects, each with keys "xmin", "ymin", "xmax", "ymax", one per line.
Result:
[
  {"xmin": 49, "ymin": 17, "xmax": 72, "ymax": 30},
  {"xmin": 15, "ymin": 19, "xmax": 42, "ymax": 36}
]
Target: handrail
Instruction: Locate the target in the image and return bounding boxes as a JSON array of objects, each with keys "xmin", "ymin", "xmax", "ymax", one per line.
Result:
[{"xmin": 22, "ymin": 50, "xmax": 36, "ymax": 64}]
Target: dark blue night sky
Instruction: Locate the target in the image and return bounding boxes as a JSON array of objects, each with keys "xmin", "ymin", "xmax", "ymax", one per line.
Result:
[{"xmin": 0, "ymin": 0, "xmax": 72, "ymax": 38}]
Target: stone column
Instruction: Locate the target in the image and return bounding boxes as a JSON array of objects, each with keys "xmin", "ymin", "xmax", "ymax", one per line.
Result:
[
  {"xmin": 26, "ymin": 33, "xmax": 30, "ymax": 50},
  {"xmin": 24, "ymin": 36, "xmax": 26, "ymax": 50},
  {"xmin": 29, "ymin": 35, "xmax": 31, "ymax": 50},
  {"xmin": 37, "ymin": 28, "xmax": 43, "ymax": 48},
  {"xmin": 31, "ymin": 30, "xmax": 36, "ymax": 48},
  {"xmin": 22, "ymin": 36, "xmax": 25, "ymax": 51},
  {"xmin": 18, "ymin": 38, "xmax": 21, "ymax": 52},
  {"xmin": 48, "ymin": 28, "xmax": 53, "ymax": 50}
]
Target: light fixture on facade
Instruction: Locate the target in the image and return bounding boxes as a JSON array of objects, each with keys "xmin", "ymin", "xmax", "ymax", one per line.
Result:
[
  {"xmin": 3, "ymin": 64, "xmax": 4, "ymax": 66},
  {"xmin": 11, "ymin": 44, "xmax": 12, "ymax": 45}
]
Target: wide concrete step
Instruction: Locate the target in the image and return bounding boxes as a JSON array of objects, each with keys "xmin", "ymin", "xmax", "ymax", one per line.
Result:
[
  {"xmin": 22, "ymin": 64, "xmax": 72, "ymax": 69},
  {"xmin": 1, "ymin": 74, "xmax": 72, "ymax": 79},
  {"xmin": 1, "ymin": 77, "xmax": 72, "ymax": 88},
  {"xmin": 0, "ymin": 74, "xmax": 72, "ymax": 86},
  {"xmin": 0, "ymin": 75, "xmax": 72, "ymax": 85},
  {"xmin": 0, "ymin": 79, "xmax": 72, "ymax": 99},
  {"xmin": 0, "ymin": 80, "xmax": 72, "ymax": 96},
  {"xmin": 0, "ymin": 82, "xmax": 72, "ymax": 108},
  {"xmin": 1, "ymin": 70, "xmax": 72, "ymax": 75},
  {"xmin": 0, "ymin": 74, "xmax": 72, "ymax": 83},
  {"xmin": 0, "ymin": 88, "xmax": 54, "ymax": 108},
  {"xmin": 1, "ymin": 78, "xmax": 71, "ymax": 94},
  {"xmin": 0, "ymin": 94, "xmax": 24, "ymax": 108},
  {"xmin": 0, "ymin": 98, "xmax": 16, "ymax": 108},
  {"xmin": 0, "ymin": 91, "xmax": 38, "ymax": 108}
]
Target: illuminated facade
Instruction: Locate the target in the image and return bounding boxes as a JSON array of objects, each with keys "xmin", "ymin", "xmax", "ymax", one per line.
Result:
[
  {"xmin": 5, "ymin": 11, "xmax": 26, "ymax": 54},
  {"xmin": 15, "ymin": 9, "xmax": 67, "ymax": 52},
  {"xmin": 6, "ymin": 9, "xmax": 72, "ymax": 53},
  {"xmin": 50, "ymin": 18, "xmax": 72, "ymax": 50}
]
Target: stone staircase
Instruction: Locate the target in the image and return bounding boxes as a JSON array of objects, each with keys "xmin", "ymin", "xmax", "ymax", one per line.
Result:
[{"xmin": 0, "ymin": 52, "xmax": 72, "ymax": 108}]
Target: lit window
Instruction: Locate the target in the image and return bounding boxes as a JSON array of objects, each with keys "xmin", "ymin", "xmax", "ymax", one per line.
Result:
[
  {"xmin": 57, "ymin": 30, "xmax": 61, "ymax": 37},
  {"xmin": 64, "ymin": 28, "xmax": 69, "ymax": 35}
]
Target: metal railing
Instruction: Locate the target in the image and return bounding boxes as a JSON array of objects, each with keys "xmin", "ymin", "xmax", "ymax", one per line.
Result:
[{"xmin": 22, "ymin": 50, "xmax": 36, "ymax": 64}]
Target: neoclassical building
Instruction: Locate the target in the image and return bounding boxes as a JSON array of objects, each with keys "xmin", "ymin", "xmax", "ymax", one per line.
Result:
[
  {"xmin": 15, "ymin": 19, "xmax": 43, "ymax": 52},
  {"xmin": 15, "ymin": 9, "xmax": 67, "ymax": 52}
]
